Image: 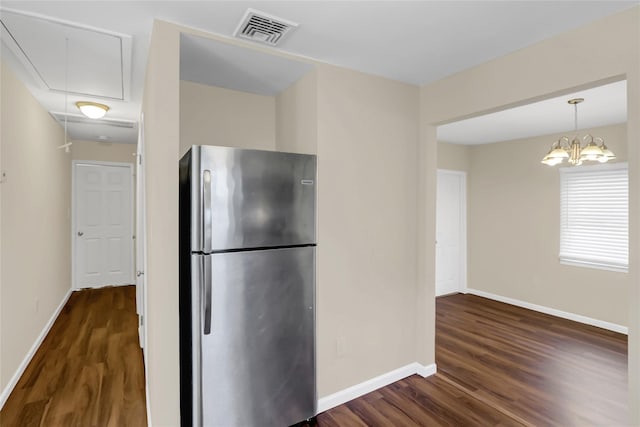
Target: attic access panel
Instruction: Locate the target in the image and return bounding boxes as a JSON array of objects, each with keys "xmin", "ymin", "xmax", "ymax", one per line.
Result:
[{"xmin": 0, "ymin": 10, "xmax": 131, "ymax": 100}]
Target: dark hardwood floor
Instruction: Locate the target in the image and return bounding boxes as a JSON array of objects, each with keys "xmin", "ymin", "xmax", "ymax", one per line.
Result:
[
  {"xmin": 316, "ymin": 374, "xmax": 526, "ymax": 426},
  {"xmin": 318, "ymin": 293, "xmax": 628, "ymax": 426},
  {"xmin": 435, "ymin": 293, "xmax": 628, "ymax": 426},
  {"xmin": 2, "ymin": 289, "xmax": 627, "ymax": 426},
  {"xmin": 0, "ymin": 286, "xmax": 147, "ymax": 427}
]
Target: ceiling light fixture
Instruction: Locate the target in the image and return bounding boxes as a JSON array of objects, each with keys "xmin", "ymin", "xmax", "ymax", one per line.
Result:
[
  {"xmin": 541, "ymin": 98, "xmax": 615, "ymax": 166},
  {"xmin": 76, "ymin": 101, "xmax": 110, "ymax": 119}
]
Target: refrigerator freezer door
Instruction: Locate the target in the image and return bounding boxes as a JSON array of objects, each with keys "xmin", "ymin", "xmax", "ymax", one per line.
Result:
[
  {"xmin": 201, "ymin": 247, "xmax": 316, "ymax": 427},
  {"xmin": 190, "ymin": 146, "xmax": 316, "ymax": 252}
]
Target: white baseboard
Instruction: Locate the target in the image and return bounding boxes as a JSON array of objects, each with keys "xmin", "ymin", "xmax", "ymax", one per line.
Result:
[
  {"xmin": 317, "ymin": 362, "xmax": 437, "ymax": 413},
  {"xmin": 465, "ymin": 288, "xmax": 628, "ymax": 335},
  {"xmin": 415, "ymin": 362, "xmax": 437, "ymax": 378},
  {"xmin": 0, "ymin": 287, "xmax": 73, "ymax": 409}
]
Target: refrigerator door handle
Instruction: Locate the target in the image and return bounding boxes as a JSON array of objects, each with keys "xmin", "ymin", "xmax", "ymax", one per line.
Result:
[
  {"xmin": 203, "ymin": 255, "xmax": 212, "ymax": 335},
  {"xmin": 202, "ymin": 170, "xmax": 212, "ymax": 253}
]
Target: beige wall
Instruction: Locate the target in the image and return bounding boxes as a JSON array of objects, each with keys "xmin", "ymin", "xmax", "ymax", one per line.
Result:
[
  {"xmin": 142, "ymin": 22, "xmax": 423, "ymax": 423},
  {"xmin": 0, "ymin": 62, "xmax": 71, "ymax": 395},
  {"xmin": 142, "ymin": 7, "xmax": 640, "ymax": 423},
  {"xmin": 421, "ymin": 7, "xmax": 639, "ymax": 422},
  {"xmin": 141, "ymin": 20, "xmax": 181, "ymax": 426},
  {"xmin": 180, "ymin": 80, "xmax": 275, "ymax": 155},
  {"xmin": 315, "ymin": 64, "xmax": 419, "ymax": 396},
  {"xmin": 276, "ymin": 70, "xmax": 318, "ymax": 154},
  {"xmin": 468, "ymin": 124, "xmax": 629, "ymax": 326},
  {"xmin": 437, "ymin": 142, "xmax": 470, "ymax": 171},
  {"xmin": 71, "ymin": 140, "xmax": 136, "ymax": 164}
]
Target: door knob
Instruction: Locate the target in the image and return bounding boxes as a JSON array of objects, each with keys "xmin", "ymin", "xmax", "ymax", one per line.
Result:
[
  {"xmin": 77, "ymin": 231, "xmax": 84, "ymax": 236},
  {"xmin": 137, "ymin": 271, "xmax": 144, "ymax": 277}
]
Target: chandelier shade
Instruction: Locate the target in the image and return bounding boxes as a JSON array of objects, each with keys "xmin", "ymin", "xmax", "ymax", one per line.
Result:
[{"xmin": 541, "ymin": 98, "xmax": 615, "ymax": 167}]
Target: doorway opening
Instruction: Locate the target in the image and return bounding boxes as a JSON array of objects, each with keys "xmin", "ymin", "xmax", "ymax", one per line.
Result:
[{"xmin": 433, "ymin": 78, "xmax": 629, "ymax": 425}]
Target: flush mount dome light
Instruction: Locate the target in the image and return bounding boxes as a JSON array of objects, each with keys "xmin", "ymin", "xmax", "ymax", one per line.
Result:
[{"xmin": 76, "ymin": 101, "xmax": 109, "ymax": 119}]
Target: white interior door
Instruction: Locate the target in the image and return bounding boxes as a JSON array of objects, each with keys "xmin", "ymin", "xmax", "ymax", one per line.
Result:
[
  {"xmin": 135, "ymin": 113, "xmax": 147, "ymax": 350},
  {"xmin": 74, "ymin": 162, "xmax": 134, "ymax": 289},
  {"xmin": 436, "ymin": 169, "xmax": 467, "ymax": 296}
]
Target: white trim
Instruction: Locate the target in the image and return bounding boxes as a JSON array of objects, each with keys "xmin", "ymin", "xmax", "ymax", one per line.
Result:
[
  {"xmin": 138, "ymin": 112, "xmax": 151, "ymax": 427},
  {"xmin": 465, "ymin": 288, "xmax": 628, "ymax": 334},
  {"xmin": 560, "ymin": 258, "xmax": 628, "ymax": 273},
  {"xmin": 72, "ymin": 160, "xmax": 135, "ymax": 290},
  {"xmin": 559, "ymin": 161, "xmax": 628, "ymax": 174},
  {"xmin": 415, "ymin": 362, "xmax": 438, "ymax": 378},
  {"xmin": 136, "ymin": 112, "xmax": 148, "ymax": 352},
  {"xmin": 436, "ymin": 169, "xmax": 467, "ymax": 295},
  {"xmin": 145, "ymin": 369, "xmax": 152, "ymax": 427},
  {"xmin": 316, "ymin": 362, "xmax": 437, "ymax": 413},
  {"xmin": 0, "ymin": 287, "xmax": 73, "ymax": 409}
]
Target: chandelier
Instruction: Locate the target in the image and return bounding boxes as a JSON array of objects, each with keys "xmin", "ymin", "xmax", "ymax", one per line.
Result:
[{"xmin": 541, "ymin": 98, "xmax": 615, "ymax": 166}]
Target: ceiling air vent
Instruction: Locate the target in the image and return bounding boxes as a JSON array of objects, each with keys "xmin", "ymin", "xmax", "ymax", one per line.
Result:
[{"xmin": 233, "ymin": 8, "xmax": 298, "ymax": 46}]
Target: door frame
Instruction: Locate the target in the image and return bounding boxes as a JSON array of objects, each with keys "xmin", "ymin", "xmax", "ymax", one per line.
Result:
[
  {"xmin": 136, "ymin": 112, "xmax": 148, "ymax": 352},
  {"xmin": 435, "ymin": 169, "xmax": 468, "ymax": 295},
  {"xmin": 71, "ymin": 160, "xmax": 135, "ymax": 290}
]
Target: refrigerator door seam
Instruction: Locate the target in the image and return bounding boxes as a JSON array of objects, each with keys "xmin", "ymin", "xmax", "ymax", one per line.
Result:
[{"xmin": 206, "ymin": 243, "xmax": 316, "ymax": 255}]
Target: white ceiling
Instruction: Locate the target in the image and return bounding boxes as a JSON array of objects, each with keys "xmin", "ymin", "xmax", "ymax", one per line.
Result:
[
  {"xmin": 438, "ymin": 80, "xmax": 628, "ymax": 145},
  {"xmin": 0, "ymin": 1, "xmax": 637, "ymax": 145},
  {"xmin": 1, "ymin": 10, "xmax": 130, "ymax": 99},
  {"xmin": 180, "ymin": 34, "xmax": 314, "ymax": 96}
]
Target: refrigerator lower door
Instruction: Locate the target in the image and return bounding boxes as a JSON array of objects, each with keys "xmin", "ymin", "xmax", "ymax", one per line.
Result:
[{"xmin": 200, "ymin": 247, "xmax": 316, "ymax": 427}]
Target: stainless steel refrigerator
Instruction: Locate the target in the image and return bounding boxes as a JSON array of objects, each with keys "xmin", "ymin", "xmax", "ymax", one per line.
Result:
[{"xmin": 179, "ymin": 145, "xmax": 317, "ymax": 427}]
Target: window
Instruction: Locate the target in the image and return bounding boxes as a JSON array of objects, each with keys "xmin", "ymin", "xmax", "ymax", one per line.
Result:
[{"xmin": 559, "ymin": 162, "xmax": 628, "ymax": 272}]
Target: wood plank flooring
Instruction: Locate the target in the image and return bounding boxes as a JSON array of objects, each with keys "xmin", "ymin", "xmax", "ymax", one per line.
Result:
[
  {"xmin": 316, "ymin": 374, "xmax": 526, "ymax": 426},
  {"xmin": 318, "ymin": 293, "xmax": 628, "ymax": 426},
  {"xmin": 435, "ymin": 294, "xmax": 628, "ymax": 426},
  {"xmin": 2, "ymin": 289, "xmax": 627, "ymax": 426},
  {"xmin": 0, "ymin": 286, "xmax": 147, "ymax": 427}
]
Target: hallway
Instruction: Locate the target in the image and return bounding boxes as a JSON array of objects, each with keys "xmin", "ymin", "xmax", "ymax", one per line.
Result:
[{"xmin": 0, "ymin": 286, "xmax": 146, "ymax": 426}]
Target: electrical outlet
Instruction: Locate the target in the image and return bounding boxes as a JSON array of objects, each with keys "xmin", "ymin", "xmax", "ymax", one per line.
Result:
[{"xmin": 336, "ymin": 336, "xmax": 347, "ymax": 357}]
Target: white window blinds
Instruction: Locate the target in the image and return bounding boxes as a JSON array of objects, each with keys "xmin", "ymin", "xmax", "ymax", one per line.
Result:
[{"xmin": 559, "ymin": 162, "xmax": 628, "ymax": 272}]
